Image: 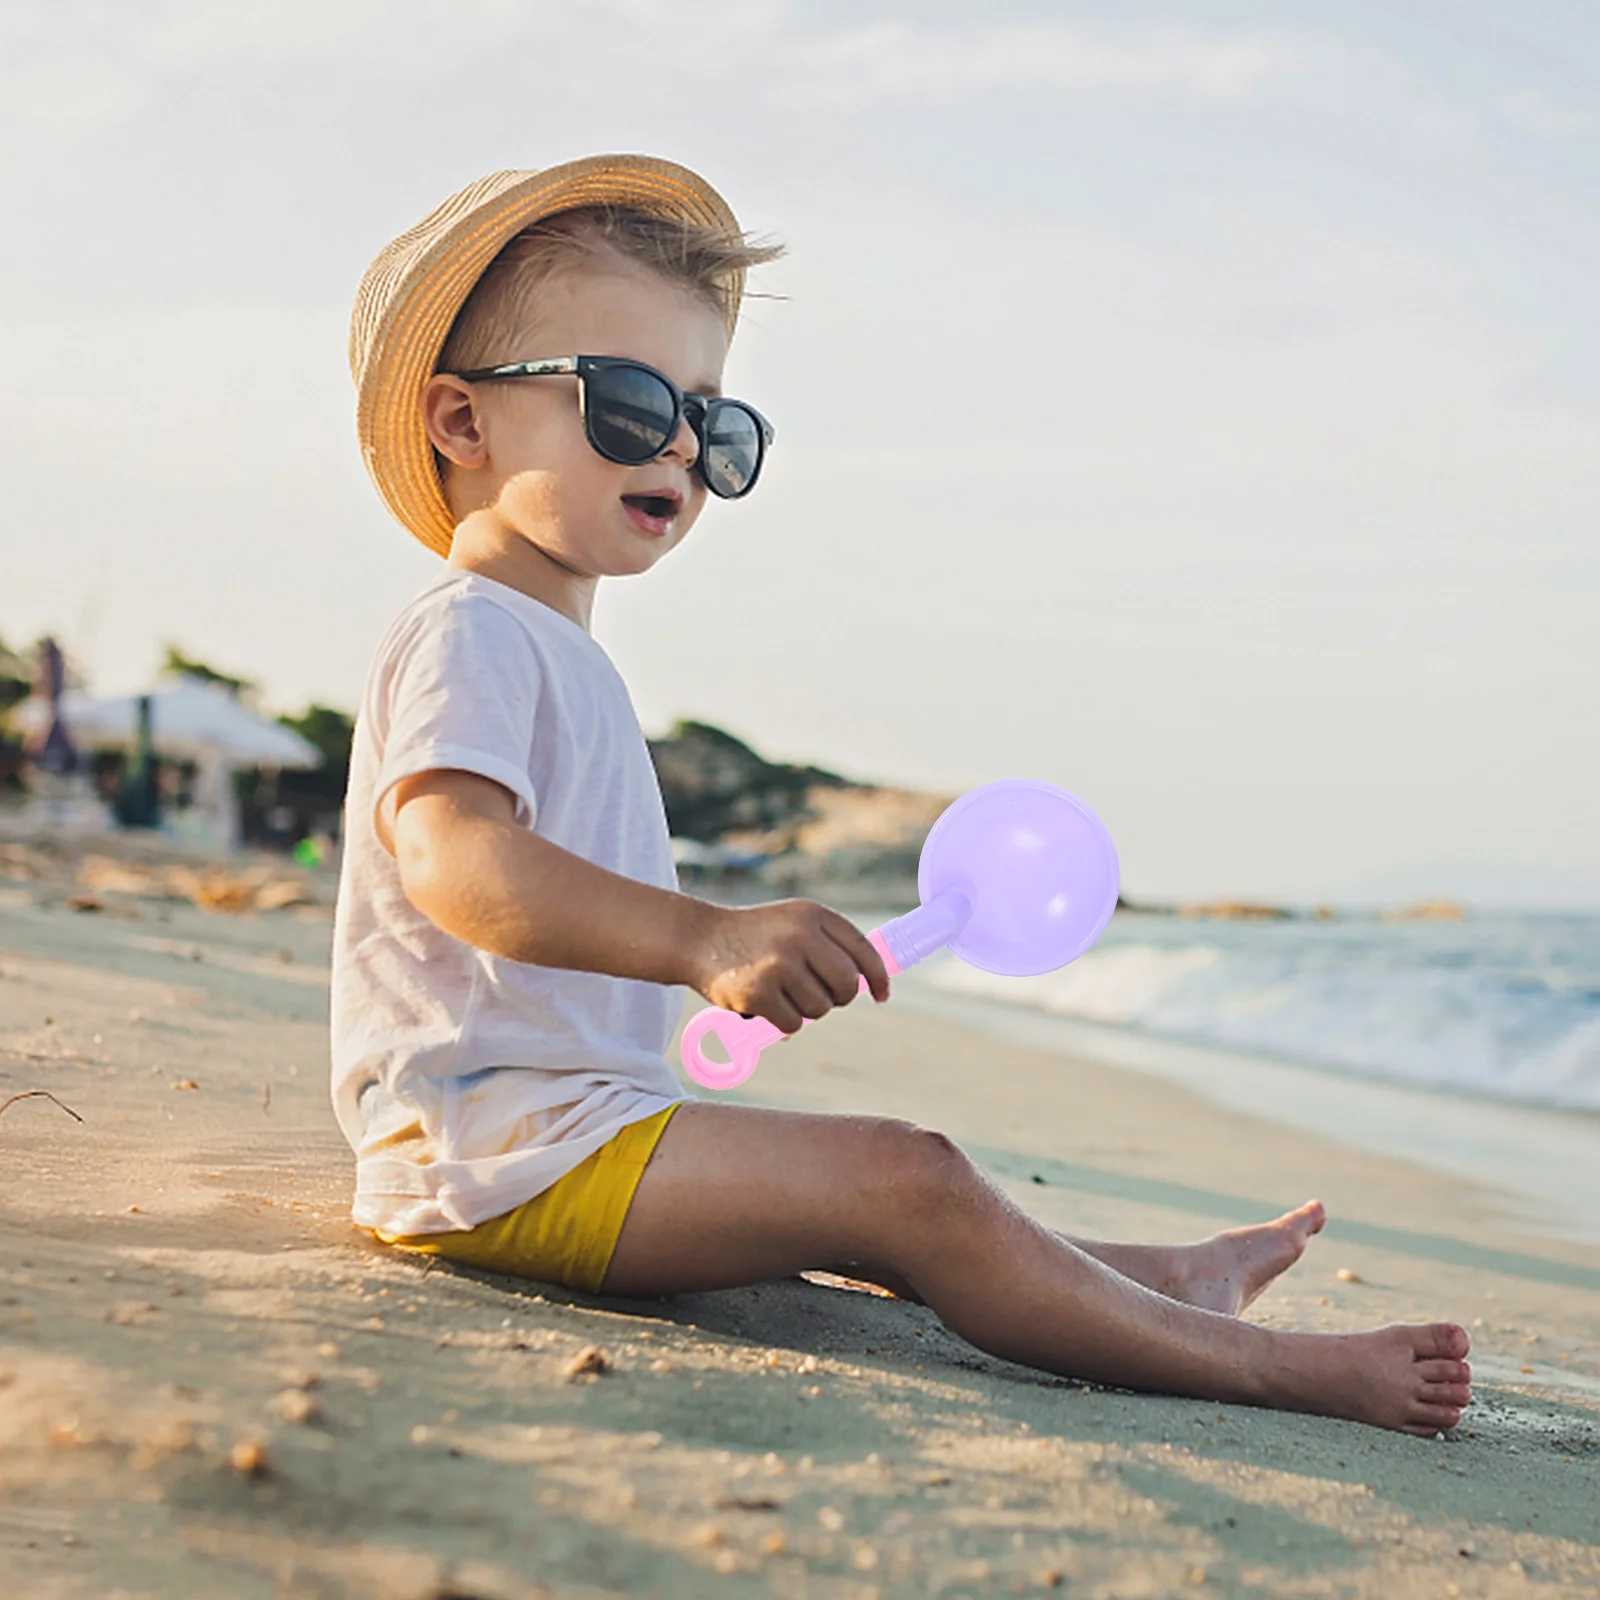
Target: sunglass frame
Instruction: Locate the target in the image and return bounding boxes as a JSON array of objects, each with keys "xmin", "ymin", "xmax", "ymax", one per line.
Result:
[{"xmin": 448, "ymin": 354, "xmax": 775, "ymax": 499}]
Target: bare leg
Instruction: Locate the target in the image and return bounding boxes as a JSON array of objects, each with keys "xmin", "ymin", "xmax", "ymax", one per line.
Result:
[
  {"xmin": 605, "ymin": 1104, "xmax": 1470, "ymax": 1435},
  {"xmin": 827, "ymin": 1203, "xmax": 1328, "ymax": 1315}
]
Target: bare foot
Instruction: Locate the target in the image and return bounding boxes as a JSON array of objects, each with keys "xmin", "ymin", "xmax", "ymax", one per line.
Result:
[
  {"xmin": 1272, "ymin": 1321, "xmax": 1472, "ymax": 1435},
  {"xmin": 1166, "ymin": 1200, "xmax": 1327, "ymax": 1315}
]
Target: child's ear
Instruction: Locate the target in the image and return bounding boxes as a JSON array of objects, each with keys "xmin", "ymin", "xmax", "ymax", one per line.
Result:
[{"xmin": 422, "ymin": 375, "xmax": 489, "ymax": 469}]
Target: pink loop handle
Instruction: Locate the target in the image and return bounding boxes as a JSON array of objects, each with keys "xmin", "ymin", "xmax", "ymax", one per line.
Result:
[{"xmin": 679, "ymin": 1007, "xmax": 785, "ymax": 1089}]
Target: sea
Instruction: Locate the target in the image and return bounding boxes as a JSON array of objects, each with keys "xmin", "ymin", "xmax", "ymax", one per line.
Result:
[
  {"xmin": 917, "ymin": 910, "xmax": 1600, "ymax": 1114},
  {"xmin": 865, "ymin": 908, "xmax": 1600, "ymax": 1243}
]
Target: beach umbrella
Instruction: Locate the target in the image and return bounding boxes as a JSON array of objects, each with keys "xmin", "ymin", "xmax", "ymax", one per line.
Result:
[
  {"xmin": 13, "ymin": 678, "xmax": 322, "ymax": 768},
  {"xmin": 13, "ymin": 677, "xmax": 321, "ymax": 847}
]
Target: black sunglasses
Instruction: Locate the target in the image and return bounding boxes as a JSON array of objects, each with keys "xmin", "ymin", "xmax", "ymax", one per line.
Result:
[{"xmin": 449, "ymin": 354, "xmax": 774, "ymax": 500}]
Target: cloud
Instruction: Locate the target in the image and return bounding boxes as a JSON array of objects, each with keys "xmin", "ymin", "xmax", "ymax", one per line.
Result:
[
  {"xmin": 5, "ymin": 0, "xmax": 1592, "ymax": 168},
  {"xmin": 0, "ymin": 0, "xmax": 532, "ymax": 166},
  {"xmin": 0, "ymin": 2, "xmax": 1313, "ymax": 174},
  {"xmin": 783, "ymin": 20, "xmax": 1307, "ymax": 110}
]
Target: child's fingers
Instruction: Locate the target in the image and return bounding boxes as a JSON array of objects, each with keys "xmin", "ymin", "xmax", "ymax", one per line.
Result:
[
  {"xmin": 807, "ymin": 940, "xmax": 866, "ymax": 1007},
  {"xmin": 779, "ymin": 968, "xmax": 837, "ymax": 1029},
  {"xmin": 822, "ymin": 913, "xmax": 890, "ymax": 1002},
  {"xmin": 764, "ymin": 996, "xmax": 804, "ymax": 1035}
]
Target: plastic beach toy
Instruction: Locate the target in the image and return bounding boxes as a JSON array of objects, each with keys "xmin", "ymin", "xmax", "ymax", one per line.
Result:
[{"xmin": 679, "ymin": 778, "xmax": 1120, "ymax": 1090}]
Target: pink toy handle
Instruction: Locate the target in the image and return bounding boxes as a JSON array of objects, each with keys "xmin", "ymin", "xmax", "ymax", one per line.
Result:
[
  {"xmin": 678, "ymin": 1007, "xmax": 788, "ymax": 1090},
  {"xmin": 680, "ymin": 932, "xmax": 900, "ymax": 1090}
]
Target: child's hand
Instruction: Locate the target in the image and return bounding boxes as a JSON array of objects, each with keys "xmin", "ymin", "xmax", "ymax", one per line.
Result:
[{"xmin": 690, "ymin": 900, "xmax": 891, "ymax": 1035}]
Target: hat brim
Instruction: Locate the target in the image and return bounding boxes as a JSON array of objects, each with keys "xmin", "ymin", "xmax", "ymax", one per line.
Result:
[{"xmin": 351, "ymin": 155, "xmax": 741, "ymax": 556}]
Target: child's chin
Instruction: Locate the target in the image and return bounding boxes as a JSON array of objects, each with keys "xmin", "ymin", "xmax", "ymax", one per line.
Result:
[{"xmin": 611, "ymin": 535, "xmax": 674, "ymax": 574}]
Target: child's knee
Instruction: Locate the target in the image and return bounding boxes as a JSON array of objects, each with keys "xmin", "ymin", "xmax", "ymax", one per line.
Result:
[{"xmin": 872, "ymin": 1119, "xmax": 980, "ymax": 1215}]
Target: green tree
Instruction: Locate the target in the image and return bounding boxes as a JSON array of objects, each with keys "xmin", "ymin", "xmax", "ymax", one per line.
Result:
[
  {"xmin": 0, "ymin": 635, "xmax": 31, "ymax": 714},
  {"xmin": 278, "ymin": 704, "xmax": 355, "ymax": 777},
  {"xmin": 161, "ymin": 644, "xmax": 255, "ymax": 697}
]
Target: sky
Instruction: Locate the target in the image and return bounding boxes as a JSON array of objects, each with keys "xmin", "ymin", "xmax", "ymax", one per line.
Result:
[{"xmin": 1, "ymin": 0, "xmax": 1596, "ymax": 906}]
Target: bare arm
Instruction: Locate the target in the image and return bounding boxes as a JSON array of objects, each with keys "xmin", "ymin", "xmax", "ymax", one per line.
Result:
[{"xmin": 382, "ymin": 769, "xmax": 889, "ymax": 1034}]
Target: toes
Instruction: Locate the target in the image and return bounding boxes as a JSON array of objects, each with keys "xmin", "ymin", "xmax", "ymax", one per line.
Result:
[
  {"xmin": 1279, "ymin": 1200, "xmax": 1326, "ymax": 1237},
  {"xmin": 1407, "ymin": 1401, "xmax": 1464, "ymax": 1433},
  {"xmin": 1411, "ymin": 1322, "xmax": 1470, "ymax": 1361},
  {"xmin": 1420, "ymin": 1381, "xmax": 1472, "ymax": 1408},
  {"xmin": 1417, "ymin": 1358, "xmax": 1470, "ymax": 1385}
]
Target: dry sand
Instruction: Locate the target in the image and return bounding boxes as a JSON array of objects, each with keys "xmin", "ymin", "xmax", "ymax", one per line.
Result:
[{"xmin": 1, "ymin": 845, "xmax": 1597, "ymax": 1598}]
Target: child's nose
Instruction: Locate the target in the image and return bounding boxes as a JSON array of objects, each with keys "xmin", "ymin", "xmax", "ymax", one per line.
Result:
[{"xmin": 662, "ymin": 413, "xmax": 699, "ymax": 470}]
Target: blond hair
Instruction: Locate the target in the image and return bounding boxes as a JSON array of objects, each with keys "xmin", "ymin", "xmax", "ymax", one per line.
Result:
[{"xmin": 438, "ymin": 205, "xmax": 783, "ymax": 374}]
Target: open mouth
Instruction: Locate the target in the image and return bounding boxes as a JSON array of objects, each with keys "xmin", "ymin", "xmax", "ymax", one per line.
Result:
[
  {"xmin": 622, "ymin": 493, "xmax": 680, "ymax": 521},
  {"xmin": 620, "ymin": 491, "xmax": 682, "ymax": 537}
]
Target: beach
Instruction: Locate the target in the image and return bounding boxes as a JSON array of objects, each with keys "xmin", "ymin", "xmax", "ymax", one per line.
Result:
[{"xmin": 2, "ymin": 851, "xmax": 1598, "ymax": 1598}]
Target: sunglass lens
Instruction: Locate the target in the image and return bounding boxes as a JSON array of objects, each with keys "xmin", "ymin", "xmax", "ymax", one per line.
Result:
[
  {"xmin": 586, "ymin": 364, "xmax": 678, "ymax": 462},
  {"xmin": 700, "ymin": 402, "xmax": 763, "ymax": 498}
]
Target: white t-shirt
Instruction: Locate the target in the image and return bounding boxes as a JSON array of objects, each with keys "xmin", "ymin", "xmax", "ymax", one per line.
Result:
[{"xmin": 330, "ymin": 571, "xmax": 689, "ymax": 1236}]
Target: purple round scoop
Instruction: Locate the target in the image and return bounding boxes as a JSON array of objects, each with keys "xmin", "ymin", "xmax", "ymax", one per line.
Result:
[
  {"xmin": 912, "ymin": 777, "xmax": 1121, "ymax": 976},
  {"xmin": 679, "ymin": 777, "xmax": 1120, "ymax": 1089}
]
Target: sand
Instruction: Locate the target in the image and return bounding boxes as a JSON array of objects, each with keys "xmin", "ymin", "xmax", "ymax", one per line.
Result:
[{"xmin": 1, "ymin": 847, "xmax": 1598, "ymax": 1598}]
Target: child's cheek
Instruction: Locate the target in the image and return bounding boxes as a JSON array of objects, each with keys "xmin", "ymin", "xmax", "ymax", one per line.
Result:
[{"xmin": 495, "ymin": 470, "xmax": 566, "ymax": 541}]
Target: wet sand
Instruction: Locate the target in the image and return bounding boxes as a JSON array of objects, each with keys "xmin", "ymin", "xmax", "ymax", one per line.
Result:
[{"xmin": 1, "ymin": 855, "xmax": 1598, "ymax": 1598}]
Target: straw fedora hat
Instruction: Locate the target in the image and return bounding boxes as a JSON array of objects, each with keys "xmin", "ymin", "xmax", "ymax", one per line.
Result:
[{"xmin": 349, "ymin": 154, "xmax": 743, "ymax": 557}]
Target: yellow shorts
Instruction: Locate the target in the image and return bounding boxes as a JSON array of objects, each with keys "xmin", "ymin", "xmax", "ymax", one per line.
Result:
[{"xmin": 374, "ymin": 1102, "xmax": 682, "ymax": 1294}]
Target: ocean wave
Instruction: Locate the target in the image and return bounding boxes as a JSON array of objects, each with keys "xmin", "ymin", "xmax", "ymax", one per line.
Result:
[{"xmin": 918, "ymin": 914, "xmax": 1600, "ymax": 1112}]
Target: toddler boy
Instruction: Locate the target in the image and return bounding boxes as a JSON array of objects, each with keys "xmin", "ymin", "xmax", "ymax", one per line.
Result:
[{"xmin": 337, "ymin": 155, "xmax": 1470, "ymax": 1433}]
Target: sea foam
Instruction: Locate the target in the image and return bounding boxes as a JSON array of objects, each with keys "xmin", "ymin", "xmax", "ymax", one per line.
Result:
[{"xmin": 916, "ymin": 912, "xmax": 1600, "ymax": 1113}]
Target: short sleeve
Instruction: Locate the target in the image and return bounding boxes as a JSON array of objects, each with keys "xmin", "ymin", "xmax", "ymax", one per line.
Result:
[{"xmin": 373, "ymin": 594, "xmax": 542, "ymax": 828}]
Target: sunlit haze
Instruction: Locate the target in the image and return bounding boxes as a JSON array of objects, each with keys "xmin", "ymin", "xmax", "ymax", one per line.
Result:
[{"xmin": 2, "ymin": 1, "xmax": 1595, "ymax": 905}]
